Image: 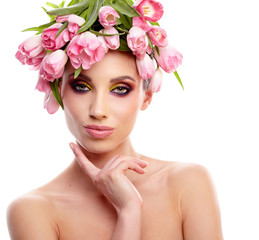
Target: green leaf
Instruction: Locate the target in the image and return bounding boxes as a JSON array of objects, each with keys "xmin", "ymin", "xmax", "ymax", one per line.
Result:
[
  {"xmin": 118, "ymin": 13, "xmax": 131, "ymax": 29},
  {"xmin": 67, "ymin": 0, "xmax": 75, "ymax": 6},
  {"xmin": 74, "ymin": 65, "xmax": 82, "ymax": 79},
  {"xmin": 22, "ymin": 27, "xmax": 43, "ymax": 32},
  {"xmin": 174, "ymin": 71, "xmax": 184, "ymax": 90},
  {"xmin": 147, "ymin": 35, "xmax": 153, "ymax": 50},
  {"xmin": 47, "ymin": 0, "xmax": 90, "ymax": 16},
  {"xmin": 115, "ymin": 25, "xmax": 129, "ymax": 33},
  {"xmin": 22, "ymin": 21, "xmax": 56, "ymax": 33},
  {"xmin": 59, "ymin": 0, "xmax": 66, "ymax": 7},
  {"xmin": 80, "ymin": 8, "xmax": 88, "ymax": 19},
  {"xmin": 126, "ymin": 0, "xmax": 134, "ymax": 6},
  {"xmin": 85, "ymin": 0, "xmax": 97, "ymax": 22},
  {"xmin": 42, "ymin": 6, "xmax": 55, "ymax": 21},
  {"xmin": 50, "ymin": 79, "xmax": 64, "ymax": 109},
  {"xmin": 42, "ymin": 6, "xmax": 48, "ymax": 13},
  {"xmin": 118, "ymin": 37, "xmax": 130, "ymax": 51},
  {"xmin": 78, "ymin": 0, "xmax": 104, "ymax": 33},
  {"xmin": 46, "ymin": 2, "xmax": 59, "ymax": 8},
  {"xmin": 105, "ymin": 0, "xmax": 140, "ymax": 17},
  {"xmin": 55, "ymin": 22, "xmax": 68, "ymax": 38},
  {"xmin": 150, "ymin": 21, "xmax": 160, "ymax": 26},
  {"xmin": 155, "ymin": 46, "xmax": 160, "ymax": 56}
]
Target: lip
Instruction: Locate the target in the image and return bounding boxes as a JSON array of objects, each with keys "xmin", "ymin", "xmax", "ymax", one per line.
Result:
[{"xmin": 83, "ymin": 125, "xmax": 114, "ymax": 139}]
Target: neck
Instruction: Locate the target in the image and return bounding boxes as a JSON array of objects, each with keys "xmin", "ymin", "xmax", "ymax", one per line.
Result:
[
  {"xmin": 76, "ymin": 137, "xmax": 139, "ymax": 169},
  {"xmin": 66, "ymin": 137, "xmax": 142, "ymax": 193}
]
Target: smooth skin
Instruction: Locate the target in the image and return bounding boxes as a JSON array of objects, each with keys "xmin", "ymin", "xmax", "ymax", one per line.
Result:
[{"xmin": 7, "ymin": 51, "xmax": 223, "ymax": 240}]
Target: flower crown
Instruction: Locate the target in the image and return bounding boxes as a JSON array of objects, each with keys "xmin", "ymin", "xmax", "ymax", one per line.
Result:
[{"xmin": 16, "ymin": 0, "xmax": 183, "ymax": 114}]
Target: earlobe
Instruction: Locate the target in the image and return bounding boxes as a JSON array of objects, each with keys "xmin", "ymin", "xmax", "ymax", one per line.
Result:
[{"xmin": 141, "ymin": 89, "xmax": 153, "ymax": 110}]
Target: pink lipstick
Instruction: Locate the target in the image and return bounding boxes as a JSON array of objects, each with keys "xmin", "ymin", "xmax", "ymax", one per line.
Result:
[{"xmin": 84, "ymin": 125, "xmax": 114, "ymax": 139}]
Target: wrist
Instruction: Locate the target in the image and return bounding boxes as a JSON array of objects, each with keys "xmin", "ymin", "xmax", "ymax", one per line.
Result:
[
  {"xmin": 117, "ymin": 205, "xmax": 142, "ymax": 229},
  {"xmin": 113, "ymin": 207, "xmax": 142, "ymax": 239},
  {"xmin": 116, "ymin": 200, "xmax": 143, "ymax": 216}
]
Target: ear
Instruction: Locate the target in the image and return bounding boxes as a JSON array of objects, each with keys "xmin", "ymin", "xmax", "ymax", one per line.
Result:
[{"xmin": 141, "ymin": 89, "xmax": 153, "ymax": 110}]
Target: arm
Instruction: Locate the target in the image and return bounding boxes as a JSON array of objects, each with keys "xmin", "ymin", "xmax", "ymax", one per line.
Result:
[
  {"xmin": 178, "ymin": 164, "xmax": 223, "ymax": 240},
  {"xmin": 111, "ymin": 207, "xmax": 142, "ymax": 240},
  {"xmin": 69, "ymin": 143, "xmax": 147, "ymax": 240},
  {"xmin": 7, "ymin": 195, "xmax": 58, "ymax": 240}
]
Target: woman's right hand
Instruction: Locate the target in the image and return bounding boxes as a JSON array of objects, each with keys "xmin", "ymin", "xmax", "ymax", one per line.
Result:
[{"xmin": 69, "ymin": 142, "xmax": 148, "ymax": 214}]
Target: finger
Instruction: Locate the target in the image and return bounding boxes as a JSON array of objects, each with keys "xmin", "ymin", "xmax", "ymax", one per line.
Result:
[
  {"xmin": 107, "ymin": 156, "xmax": 148, "ymax": 171},
  {"xmin": 69, "ymin": 142, "xmax": 99, "ymax": 179},
  {"xmin": 113, "ymin": 160, "xmax": 147, "ymax": 175},
  {"xmin": 101, "ymin": 154, "xmax": 120, "ymax": 172},
  {"xmin": 133, "ymin": 158, "xmax": 148, "ymax": 168},
  {"xmin": 126, "ymin": 162, "xmax": 146, "ymax": 174}
]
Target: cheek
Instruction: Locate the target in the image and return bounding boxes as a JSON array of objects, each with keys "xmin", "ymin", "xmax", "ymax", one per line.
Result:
[
  {"xmin": 62, "ymin": 90, "xmax": 88, "ymax": 136},
  {"xmin": 109, "ymin": 91, "xmax": 143, "ymax": 128}
]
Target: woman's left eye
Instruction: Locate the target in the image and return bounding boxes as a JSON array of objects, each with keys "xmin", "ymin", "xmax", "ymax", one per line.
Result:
[{"xmin": 110, "ymin": 84, "xmax": 131, "ymax": 96}]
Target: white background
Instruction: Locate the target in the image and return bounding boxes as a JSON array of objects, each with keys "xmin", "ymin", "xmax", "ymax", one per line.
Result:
[{"xmin": 1, "ymin": 0, "xmax": 259, "ymax": 239}]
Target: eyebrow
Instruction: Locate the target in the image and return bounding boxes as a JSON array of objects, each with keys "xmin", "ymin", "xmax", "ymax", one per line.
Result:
[
  {"xmin": 110, "ymin": 76, "xmax": 136, "ymax": 83},
  {"xmin": 69, "ymin": 73, "xmax": 136, "ymax": 83},
  {"xmin": 68, "ymin": 73, "xmax": 92, "ymax": 82}
]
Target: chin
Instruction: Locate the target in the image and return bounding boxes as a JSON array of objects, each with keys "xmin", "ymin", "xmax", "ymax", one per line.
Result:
[{"xmin": 76, "ymin": 137, "xmax": 125, "ymax": 155}]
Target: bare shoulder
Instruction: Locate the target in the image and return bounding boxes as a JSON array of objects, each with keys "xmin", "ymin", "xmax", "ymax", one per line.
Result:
[
  {"xmin": 163, "ymin": 161, "xmax": 218, "ymax": 203},
  {"xmin": 148, "ymin": 159, "xmax": 218, "ymax": 204},
  {"xmin": 165, "ymin": 161, "xmax": 214, "ymax": 188},
  {"xmin": 151, "ymin": 159, "xmax": 223, "ymax": 239},
  {"xmin": 145, "ymin": 158, "xmax": 223, "ymax": 239},
  {"xmin": 145, "ymin": 157, "xmax": 212, "ymax": 187},
  {"xmin": 7, "ymin": 190, "xmax": 59, "ymax": 240}
]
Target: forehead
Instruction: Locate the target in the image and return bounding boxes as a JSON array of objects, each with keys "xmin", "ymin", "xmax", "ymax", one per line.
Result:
[{"xmin": 63, "ymin": 50, "xmax": 140, "ymax": 81}]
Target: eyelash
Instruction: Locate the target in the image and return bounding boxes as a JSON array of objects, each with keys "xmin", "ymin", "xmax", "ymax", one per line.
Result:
[
  {"xmin": 70, "ymin": 80, "xmax": 92, "ymax": 93},
  {"xmin": 110, "ymin": 83, "xmax": 132, "ymax": 96},
  {"xmin": 70, "ymin": 80, "xmax": 132, "ymax": 96}
]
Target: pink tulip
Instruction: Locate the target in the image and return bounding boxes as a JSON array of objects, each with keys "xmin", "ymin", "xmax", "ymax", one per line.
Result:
[
  {"xmin": 132, "ymin": 17, "xmax": 151, "ymax": 32},
  {"xmin": 56, "ymin": 14, "xmax": 70, "ymax": 23},
  {"xmin": 150, "ymin": 67, "xmax": 163, "ymax": 92},
  {"xmin": 147, "ymin": 26, "xmax": 168, "ymax": 47},
  {"xmin": 15, "ymin": 35, "xmax": 46, "ymax": 70},
  {"xmin": 39, "ymin": 65, "xmax": 55, "ymax": 82},
  {"xmin": 146, "ymin": 45, "xmax": 152, "ymax": 55},
  {"xmin": 99, "ymin": 6, "xmax": 120, "ymax": 28},
  {"xmin": 35, "ymin": 75, "xmax": 51, "ymax": 93},
  {"xmin": 56, "ymin": 14, "xmax": 85, "ymax": 40},
  {"xmin": 41, "ymin": 23, "xmax": 70, "ymax": 51},
  {"xmin": 44, "ymin": 91, "xmax": 60, "ymax": 114},
  {"xmin": 154, "ymin": 45, "xmax": 183, "ymax": 73},
  {"xmin": 136, "ymin": 54, "xmax": 155, "ymax": 79},
  {"xmin": 67, "ymin": 31, "xmax": 106, "ymax": 70},
  {"xmin": 134, "ymin": 0, "xmax": 164, "ymax": 22},
  {"xmin": 127, "ymin": 26, "xmax": 148, "ymax": 59},
  {"xmin": 98, "ymin": 36, "xmax": 109, "ymax": 53},
  {"xmin": 41, "ymin": 50, "xmax": 68, "ymax": 82},
  {"xmin": 67, "ymin": 15, "xmax": 86, "ymax": 39},
  {"xmin": 100, "ymin": 27, "xmax": 120, "ymax": 50}
]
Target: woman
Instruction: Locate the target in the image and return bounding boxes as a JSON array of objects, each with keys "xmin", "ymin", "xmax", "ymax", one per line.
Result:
[{"xmin": 7, "ymin": 0, "xmax": 223, "ymax": 239}]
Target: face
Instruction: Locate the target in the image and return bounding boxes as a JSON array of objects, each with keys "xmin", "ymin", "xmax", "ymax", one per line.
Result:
[{"xmin": 60, "ymin": 51, "xmax": 152, "ymax": 154}]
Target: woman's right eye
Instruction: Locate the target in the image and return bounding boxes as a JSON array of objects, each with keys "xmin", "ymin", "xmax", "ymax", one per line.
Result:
[{"xmin": 70, "ymin": 80, "xmax": 92, "ymax": 93}]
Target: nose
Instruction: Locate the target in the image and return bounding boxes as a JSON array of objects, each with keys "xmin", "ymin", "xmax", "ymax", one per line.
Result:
[{"xmin": 89, "ymin": 92, "xmax": 109, "ymax": 120}]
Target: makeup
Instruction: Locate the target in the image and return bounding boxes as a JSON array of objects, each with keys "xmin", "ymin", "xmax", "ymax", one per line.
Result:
[
  {"xmin": 69, "ymin": 79, "xmax": 92, "ymax": 93},
  {"xmin": 84, "ymin": 125, "xmax": 114, "ymax": 139}
]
